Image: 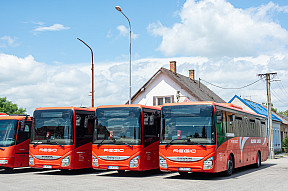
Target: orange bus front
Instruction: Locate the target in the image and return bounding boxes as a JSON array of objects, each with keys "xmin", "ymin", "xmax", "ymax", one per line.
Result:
[
  {"xmin": 29, "ymin": 107, "xmax": 94, "ymax": 170},
  {"xmin": 92, "ymin": 105, "xmax": 160, "ymax": 171},
  {"xmin": 0, "ymin": 116, "xmax": 31, "ymax": 169},
  {"xmin": 159, "ymin": 103, "xmax": 217, "ymax": 173}
]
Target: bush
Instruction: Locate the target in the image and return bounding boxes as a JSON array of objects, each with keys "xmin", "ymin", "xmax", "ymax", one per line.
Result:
[{"xmin": 282, "ymin": 136, "xmax": 288, "ymax": 152}]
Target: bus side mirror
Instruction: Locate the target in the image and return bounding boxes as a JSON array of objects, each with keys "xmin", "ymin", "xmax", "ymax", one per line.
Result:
[{"xmin": 21, "ymin": 116, "xmax": 28, "ymax": 129}]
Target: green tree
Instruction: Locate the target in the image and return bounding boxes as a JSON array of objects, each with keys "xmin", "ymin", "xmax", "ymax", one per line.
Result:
[
  {"xmin": 0, "ymin": 97, "xmax": 26, "ymax": 115},
  {"xmin": 279, "ymin": 109, "xmax": 288, "ymax": 117}
]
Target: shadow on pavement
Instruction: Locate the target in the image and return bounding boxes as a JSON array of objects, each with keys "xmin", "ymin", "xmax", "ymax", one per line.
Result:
[
  {"xmin": 36, "ymin": 168, "xmax": 104, "ymax": 176},
  {"xmin": 97, "ymin": 169, "xmax": 167, "ymax": 178},
  {"xmin": 0, "ymin": 168, "xmax": 48, "ymax": 174},
  {"xmin": 164, "ymin": 163, "xmax": 276, "ymax": 180}
]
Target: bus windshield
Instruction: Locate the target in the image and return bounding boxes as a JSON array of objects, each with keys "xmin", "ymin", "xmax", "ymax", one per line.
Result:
[
  {"xmin": 160, "ymin": 105, "xmax": 215, "ymax": 145},
  {"xmin": 93, "ymin": 107, "xmax": 141, "ymax": 145},
  {"xmin": 0, "ymin": 120, "xmax": 17, "ymax": 147},
  {"xmin": 31, "ymin": 109, "xmax": 74, "ymax": 145}
]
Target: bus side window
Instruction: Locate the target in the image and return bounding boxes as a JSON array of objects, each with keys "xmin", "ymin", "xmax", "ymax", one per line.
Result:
[
  {"xmin": 17, "ymin": 121, "xmax": 31, "ymax": 144},
  {"xmin": 143, "ymin": 109, "xmax": 160, "ymax": 148}
]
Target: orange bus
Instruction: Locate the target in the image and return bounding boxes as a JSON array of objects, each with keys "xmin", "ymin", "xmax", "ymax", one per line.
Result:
[
  {"xmin": 159, "ymin": 102, "xmax": 268, "ymax": 176},
  {"xmin": 29, "ymin": 107, "xmax": 95, "ymax": 170},
  {"xmin": 92, "ymin": 104, "xmax": 161, "ymax": 173},
  {"xmin": 0, "ymin": 114, "xmax": 32, "ymax": 171}
]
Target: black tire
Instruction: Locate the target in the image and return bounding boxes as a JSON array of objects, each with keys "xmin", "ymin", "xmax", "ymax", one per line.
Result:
[
  {"xmin": 225, "ymin": 155, "xmax": 234, "ymax": 176},
  {"xmin": 254, "ymin": 152, "xmax": 261, "ymax": 168},
  {"xmin": 4, "ymin": 168, "xmax": 13, "ymax": 173},
  {"xmin": 178, "ymin": 171, "xmax": 189, "ymax": 176},
  {"xmin": 117, "ymin": 170, "xmax": 125, "ymax": 174}
]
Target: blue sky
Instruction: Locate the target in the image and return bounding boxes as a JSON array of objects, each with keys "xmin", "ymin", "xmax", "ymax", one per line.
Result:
[{"xmin": 1, "ymin": 0, "xmax": 288, "ymax": 114}]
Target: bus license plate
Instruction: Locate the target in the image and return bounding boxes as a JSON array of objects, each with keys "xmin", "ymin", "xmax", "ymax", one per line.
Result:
[
  {"xmin": 179, "ymin": 168, "xmax": 191, "ymax": 171},
  {"xmin": 108, "ymin": 166, "xmax": 119, "ymax": 170},
  {"xmin": 43, "ymin": 165, "xmax": 52, "ymax": 169}
]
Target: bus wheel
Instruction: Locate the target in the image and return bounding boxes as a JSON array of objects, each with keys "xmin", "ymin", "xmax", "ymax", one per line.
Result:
[
  {"xmin": 254, "ymin": 152, "xmax": 261, "ymax": 168},
  {"xmin": 117, "ymin": 170, "xmax": 125, "ymax": 174},
  {"xmin": 225, "ymin": 155, "xmax": 234, "ymax": 176},
  {"xmin": 178, "ymin": 171, "xmax": 189, "ymax": 176},
  {"xmin": 4, "ymin": 168, "xmax": 13, "ymax": 173}
]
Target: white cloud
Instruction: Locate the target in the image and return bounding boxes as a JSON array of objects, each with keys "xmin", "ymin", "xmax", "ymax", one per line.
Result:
[
  {"xmin": 34, "ymin": 24, "xmax": 70, "ymax": 32},
  {"xmin": 1, "ymin": 51, "xmax": 288, "ymax": 115},
  {"xmin": 148, "ymin": 0, "xmax": 288, "ymax": 57},
  {"xmin": 0, "ymin": 36, "xmax": 19, "ymax": 47},
  {"xmin": 117, "ymin": 25, "xmax": 139, "ymax": 39}
]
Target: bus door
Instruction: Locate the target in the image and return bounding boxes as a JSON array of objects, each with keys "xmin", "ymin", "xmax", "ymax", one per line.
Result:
[
  {"xmin": 14, "ymin": 119, "xmax": 31, "ymax": 167},
  {"xmin": 74, "ymin": 110, "xmax": 94, "ymax": 169},
  {"xmin": 142, "ymin": 109, "xmax": 160, "ymax": 170}
]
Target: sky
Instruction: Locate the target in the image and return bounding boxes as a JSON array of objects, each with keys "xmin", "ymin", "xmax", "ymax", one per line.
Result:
[{"xmin": 1, "ymin": 0, "xmax": 288, "ymax": 115}]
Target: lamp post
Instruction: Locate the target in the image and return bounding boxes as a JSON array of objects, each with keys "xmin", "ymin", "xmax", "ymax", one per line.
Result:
[
  {"xmin": 77, "ymin": 38, "xmax": 94, "ymax": 107},
  {"xmin": 115, "ymin": 6, "xmax": 132, "ymax": 104}
]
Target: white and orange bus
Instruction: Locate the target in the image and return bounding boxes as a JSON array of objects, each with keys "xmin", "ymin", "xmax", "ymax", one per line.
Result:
[
  {"xmin": 29, "ymin": 107, "xmax": 95, "ymax": 170},
  {"xmin": 92, "ymin": 104, "xmax": 161, "ymax": 173},
  {"xmin": 0, "ymin": 114, "xmax": 32, "ymax": 171},
  {"xmin": 159, "ymin": 102, "xmax": 268, "ymax": 176}
]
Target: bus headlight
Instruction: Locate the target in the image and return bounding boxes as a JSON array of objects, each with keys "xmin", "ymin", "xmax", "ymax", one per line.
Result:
[
  {"xmin": 130, "ymin": 156, "xmax": 139, "ymax": 168},
  {"xmin": 29, "ymin": 155, "xmax": 34, "ymax": 166},
  {"xmin": 92, "ymin": 155, "xmax": 98, "ymax": 167},
  {"xmin": 61, "ymin": 155, "xmax": 70, "ymax": 167},
  {"xmin": 203, "ymin": 156, "xmax": 213, "ymax": 169},
  {"xmin": 160, "ymin": 156, "xmax": 167, "ymax": 168}
]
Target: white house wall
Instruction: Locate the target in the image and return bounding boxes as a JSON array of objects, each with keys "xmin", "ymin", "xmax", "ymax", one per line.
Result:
[
  {"xmin": 230, "ymin": 98, "xmax": 255, "ymax": 113},
  {"xmin": 132, "ymin": 72, "xmax": 198, "ymax": 105}
]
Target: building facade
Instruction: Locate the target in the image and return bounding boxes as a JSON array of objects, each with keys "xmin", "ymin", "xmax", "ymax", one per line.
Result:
[{"xmin": 131, "ymin": 61, "xmax": 225, "ymax": 106}]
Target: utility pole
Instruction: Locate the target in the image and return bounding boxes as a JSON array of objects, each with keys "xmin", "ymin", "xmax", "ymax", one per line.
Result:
[{"xmin": 258, "ymin": 72, "xmax": 277, "ymax": 159}]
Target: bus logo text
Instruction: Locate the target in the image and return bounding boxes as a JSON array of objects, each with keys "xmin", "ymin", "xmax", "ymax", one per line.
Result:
[
  {"xmin": 172, "ymin": 149, "xmax": 196, "ymax": 153},
  {"xmin": 39, "ymin": 148, "xmax": 57, "ymax": 152},
  {"xmin": 104, "ymin": 149, "xmax": 124, "ymax": 152}
]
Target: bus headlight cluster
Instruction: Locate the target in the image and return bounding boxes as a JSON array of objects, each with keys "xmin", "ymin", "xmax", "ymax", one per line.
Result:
[
  {"xmin": 61, "ymin": 155, "xmax": 70, "ymax": 167},
  {"xmin": 130, "ymin": 156, "xmax": 139, "ymax": 168},
  {"xmin": 203, "ymin": 156, "xmax": 213, "ymax": 169},
  {"xmin": 29, "ymin": 155, "xmax": 34, "ymax": 166},
  {"xmin": 92, "ymin": 155, "xmax": 98, "ymax": 167},
  {"xmin": 160, "ymin": 156, "xmax": 167, "ymax": 168}
]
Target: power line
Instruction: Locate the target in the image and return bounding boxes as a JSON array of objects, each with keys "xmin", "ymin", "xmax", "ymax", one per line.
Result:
[{"xmin": 200, "ymin": 78, "xmax": 262, "ymax": 90}]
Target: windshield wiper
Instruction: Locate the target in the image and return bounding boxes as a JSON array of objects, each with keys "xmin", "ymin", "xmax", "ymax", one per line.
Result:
[
  {"xmin": 123, "ymin": 142, "xmax": 133, "ymax": 149},
  {"xmin": 186, "ymin": 141, "xmax": 207, "ymax": 149},
  {"xmin": 199, "ymin": 144, "xmax": 207, "ymax": 149},
  {"xmin": 165, "ymin": 139, "xmax": 177, "ymax": 148},
  {"xmin": 33, "ymin": 140, "xmax": 42, "ymax": 148},
  {"xmin": 46, "ymin": 141, "xmax": 64, "ymax": 148},
  {"xmin": 97, "ymin": 139, "xmax": 106, "ymax": 148},
  {"xmin": 0, "ymin": 147, "xmax": 5, "ymax": 151}
]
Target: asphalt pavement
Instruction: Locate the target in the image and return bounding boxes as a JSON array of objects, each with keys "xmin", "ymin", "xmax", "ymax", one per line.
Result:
[{"xmin": 1, "ymin": 153, "xmax": 288, "ymax": 191}]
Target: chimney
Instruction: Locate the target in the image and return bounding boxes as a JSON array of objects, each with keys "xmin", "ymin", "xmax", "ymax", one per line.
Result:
[
  {"xmin": 170, "ymin": 61, "xmax": 176, "ymax": 73},
  {"xmin": 189, "ymin": 70, "xmax": 195, "ymax": 80}
]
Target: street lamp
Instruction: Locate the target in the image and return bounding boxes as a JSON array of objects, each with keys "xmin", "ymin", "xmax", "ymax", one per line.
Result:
[
  {"xmin": 77, "ymin": 38, "xmax": 94, "ymax": 107},
  {"xmin": 115, "ymin": 6, "xmax": 132, "ymax": 104}
]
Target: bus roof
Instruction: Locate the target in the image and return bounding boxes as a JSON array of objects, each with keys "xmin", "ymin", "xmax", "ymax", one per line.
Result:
[
  {"xmin": 96, "ymin": 104, "xmax": 160, "ymax": 110},
  {"xmin": 34, "ymin": 106, "xmax": 95, "ymax": 112},
  {"xmin": 162, "ymin": 101, "xmax": 266, "ymax": 119},
  {"xmin": 0, "ymin": 115, "xmax": 32, "ymax": 121}
]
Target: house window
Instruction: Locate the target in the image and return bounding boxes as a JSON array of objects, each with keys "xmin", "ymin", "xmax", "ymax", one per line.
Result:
[{"xmin": 153, "ymin": 95, "xmax": 174, "ymax": 106}]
